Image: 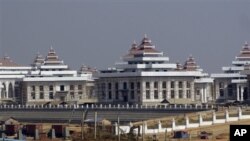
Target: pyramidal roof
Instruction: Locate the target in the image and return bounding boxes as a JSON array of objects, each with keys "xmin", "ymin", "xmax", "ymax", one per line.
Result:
[
  {"xmin": 32, "ymin": 52, "xmax": 44, "ymax": 66},
  {"xmin": 44, "ymin": 46, "xmax": 64, "ymax": 65},
  {"xmin": 183, "ymin": 55, "xmax": 199, "ymax": 71},
  {"xmin": 236, "ymin": 41, "xmax": 250, "ymax": 60},
  {"xmin": 137, "ymin": 34, "xmax": 159, "ymax": 53}
]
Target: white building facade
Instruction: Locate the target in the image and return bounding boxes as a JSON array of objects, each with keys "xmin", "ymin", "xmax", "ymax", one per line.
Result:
[
  {"xmin": 20, "ymin": 47, "xmax": 97, "ymax": 105},
  {"xmin": 212, "ymin": 42, "xmax": 250, "ymax": 102},
  {"xmin": 97, "ymin": 35, "xmax": 213, "ymax": 105}
]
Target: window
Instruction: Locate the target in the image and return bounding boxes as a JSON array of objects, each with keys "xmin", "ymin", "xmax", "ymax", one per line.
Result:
[
  {"xmin": 39, "ymin": 86, "xmax": 43, "ymax": 91},
  {"xmin": 187, "ymin": 82, "xmax": 191, "ymax": 88},
  {"xmin": 115, "ymin": 83, "xmax": 119, "ymax": 89},
  {"xmin": 137, "ymin": 82, "xmax": 140, "ymax": 89},
  {"xmin": 70, "ymin": 92, "xmax": 74, "ymax": 99},
  {"xmin": 171, "ymin": 81, "xmax": 174, "ymax": 88},
  {"xmin": 162, "ymin": 82, "xmax": 166, "ymax": 89},
  {"xmin": 131, "ymin": 91, "xmax": 135, "ymax": 99},
  {"xmin": 130, "ymin": 82, "xmax": 134, "ymax": 89},
  {"xmin": 78, "ymin": 91, "xmax": 83, "ymax": 95},
  {"xmin": 219, "ymin": 82, "xmax": 224, "ymax": 89},
  {"xmin": 40, "ymin": 92, "xmax": 44, "ymax": 99},
  {"xmin": 219, "ymin": 89, "xmax": 224, "ymax": 97},
  {"xmin": 70, "ymin": 85, "xmax": 74, "ymax": 90},
  {"xmin": 154, "ymin": 82, "xmax": 158, "ymax": 88},
  {"xmin": 154, "ymin": 90, "xmax": 158, "ymax": 99},
  {"xmin": 49, "ymin": 92, "xmax": 54, "ymax": 99},
  {"xmin": 179, "ymin": 90, "xmax": 183, "ymax": 98},
  {"xmin": 108, "ymin": 91, "xmax": 112, "ymax": 99},
  {"xmin": 187, "ymin": 90, "xmax": 191, "ymax": 98},
  {"xmin": 78, "ymin": 85, "xmax": 82, "ymax": 90},
  {"xmin": 179, "ymin": 82, "xmax": 183, "ymax": 88},
  {"xmin": 123, "ymin": 82, "xmax": 127, "ymax": 89},
  {"xmin": 228, "ymin": 84, "xmax": 233, "ymax": 97},
  {"xmin": 31, "ymin": 92, "xmax": 35, "ymax": 99},
  {"xmin": 60, "ymin": 85, "xmax": 64, "ymax": 91},
  {"xmin": 115, "ymin": 91, "xmax": 119, "ymax": 100},
  {"xmin": 108, "ymin": 83, "xmax": 112, "ymax": 89},
  {"xmin": 49, "ymin": 85, "xmax": 53, "ymax": 91},
  {"xmin": 171, "ymin": 90, "xmax": 175, "ymax": 98},
  {"xmin": 146, "ymin": 82, "xmax": 150, "ymax": 89},
  {"xmin": 162, "ymin": 90, "xmax": 167, "ymax": 99},
  {"xmin": 146, "ymin": 90, "xmax": 150, "ymax": 99},
  {"xmin": 31, "ymin": 86, "xmax": 35, "ymax": 91}
]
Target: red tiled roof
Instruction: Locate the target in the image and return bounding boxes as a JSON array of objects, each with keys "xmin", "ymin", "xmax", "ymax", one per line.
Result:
[
  {"xmin": 183, "ymin": 55, "xmax": 198, "ymax": 71},
  {"xmin": 237, "ymin": 42, "xmax": 250, "ymax": 58}
]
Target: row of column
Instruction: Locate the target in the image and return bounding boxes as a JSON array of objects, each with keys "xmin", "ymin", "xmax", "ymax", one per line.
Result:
[
  {"xmin": 0, "ymin": 81, "xmax": 15, "ymax": 100},
  {"xmin": 236, "ymin": 85, "xmax": 244, "ymax": 101}
]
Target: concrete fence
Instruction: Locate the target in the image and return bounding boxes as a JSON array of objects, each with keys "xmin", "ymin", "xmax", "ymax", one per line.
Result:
[
  {"xmin": 0, "ymin": 103, "xmax": 214, "ymax": 110},
  {"xmin": 115, "ymin": 107, "xmax": 250, "ymax": 135}
]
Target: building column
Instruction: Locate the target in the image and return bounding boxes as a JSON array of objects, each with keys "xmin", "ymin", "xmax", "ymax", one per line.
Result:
[
  {"xmin": 191, "ymin": 81, "xmax": 195, "ymax": 101},
  {"xmin": 201, "ymin": 87, "xmax": 204, "ymax": 103},
  {"xmin": 237, "ymin": 85, "xmax": 240, "ymax": 101},
  {"xmin": 174, "ymin": 81, "xmax": 179, "ymax": 99},
  {"xmin": 150, "ymin": 81, "xmax": 154, "ymax": 99},
  {"xmin": 241, "ymin": 86, "xmax": 244, "ymax": 101},
  {"xmin": 5, "ymin": 82, "xmax": 9, "ymax": 99},
  {"xmin": 204, "ymin": 85, "xmax": 207, "ymax": 103},
  {"xmin": 142, "ymin": 81, "xmax": 146, "ymax": 101},
  {"xmin": 159, "ymin": 81, "xmax": 162, "ymax": 100},
  {"xmin": 183, "ymin": 81, "xmax": 187, "ymax": 99},
  {"xmin": 167, "ymin": 81, "xmax": 171, "ymax": 99}
]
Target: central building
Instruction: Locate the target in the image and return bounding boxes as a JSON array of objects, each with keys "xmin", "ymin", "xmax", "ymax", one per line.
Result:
[{"xmin": 97, "ymin": 35, "xmax": 213, "ymax": 105}]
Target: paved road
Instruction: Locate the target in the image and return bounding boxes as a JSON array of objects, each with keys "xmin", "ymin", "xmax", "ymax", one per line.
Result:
[{"xmin": 0, "ymin": 107, "xmax": 209, "ymax": 124}]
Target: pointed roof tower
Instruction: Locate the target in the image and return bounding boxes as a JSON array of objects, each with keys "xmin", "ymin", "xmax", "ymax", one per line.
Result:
[
  {"xmin": 236, "ymin": 41, "xmax": 250, "ymax": 61},
  {"xmin": 0, "ymin": 54, "xmax": 20, "ymax": 67},
  {"xmin": 44, "ymin": 46, "xmax": 64, "ymax": 65},
  {"xmin": 183, "ymin": 55, "xmax": 199, "ymax": 71},
  {"xmin": 32, "ymin": 52, "xmax": 45, "ymax": 66}
]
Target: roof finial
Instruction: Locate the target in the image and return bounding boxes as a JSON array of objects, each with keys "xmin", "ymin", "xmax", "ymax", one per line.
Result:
[
  {"xmin": 245, "ymin": 41, "xmax": 248, "ymax": 46},
  {"xmin": 144, "ymin": 33, "xmax": 147, "ymax": 38},
  {"xmin": 133, "ymin": 40, "xmax": 136, "ymax": 44},
  {"xmin": 50, "ymin": 45, "xmax": 53, "ymax": 50}
]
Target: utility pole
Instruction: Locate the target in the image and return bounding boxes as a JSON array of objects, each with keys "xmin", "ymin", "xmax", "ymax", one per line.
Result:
[
  {"xmin": 142, "ymin": 122, "xmax": 144, "ymax": 141},
  {"xmin": 94, "ymin": 112, "xmax": 97, "ymax": 140},
  {"xmin": 81, "ymin": 111, "xmax": 84, "ymax": 140},
  {"xmin": 164, "ymin": 129, "xmax": 167, "ymax": 141}
]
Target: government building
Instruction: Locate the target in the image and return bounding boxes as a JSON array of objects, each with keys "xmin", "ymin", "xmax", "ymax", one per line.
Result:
[
  {"xmin": 212, "ymin": 42, "xmax": 250, "ymax": 102},
  {"xmin": 96, "ymin": 35, "xmax": 213, "ymax": 105}
]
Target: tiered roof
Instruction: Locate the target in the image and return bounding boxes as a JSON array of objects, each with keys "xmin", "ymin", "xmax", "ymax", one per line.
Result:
[
  {"xmin": 183, "ymin": 55, "xmax": 199, "ymax": 71},
  {"xmin": 32, "ymin": 52, "xmax": 44, "ymax": 66},
  {"xmin": 136, "ymin": 34, "xmax": 159, "ymax": 53},
  {"xmin": 44, "ymin": 47, "xmax": 64, "ymax": 65},
  {"xmin": 236, "ymin": 41, "xmax": 250, "ymax": 61}
]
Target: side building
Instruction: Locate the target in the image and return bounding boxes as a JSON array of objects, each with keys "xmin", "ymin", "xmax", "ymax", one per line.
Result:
[
  {"xmin": 96, "ymin": 35, "xmax": 213, "ymax": 105},
  {"xmin": 0, "ymin": 55, "xmax": 32, "ymax": 104},
  {"xmin": 20, "ymin": 47, "xmax": 97, "ymax": 105},
  {"xmin": 211, "ymin": 42, "xmax": 250, "ymax": 102}
]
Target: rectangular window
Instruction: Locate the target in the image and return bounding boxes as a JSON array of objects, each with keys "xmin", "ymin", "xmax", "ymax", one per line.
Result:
[
  {"xmin": 108, "ymin": 83, "xmax": 112, "ymax": 89},
  {"xmin": 171, "ymin": 90, "xmax": 175, "ymax": 98},
  {"xmin": 123, "ymin": 82, "xmax": 127, "ymax": 89},
  {"xmin": 162, "ymin": 90, "xmax": 167, "ymax": 99},
  {"xmin": 31, "ymin": 86, "xmax": 35, "ymax": 91},
  {"xmin": 115, "ymin": 91, "xmax": 119, "ymax": 100},
  {"xmin": 146, "ymin": 82, "xmax": 150, "ymax": 89},
  {"xmin": 171, "ymin": 81, "xmax": 174, "ymax": 89},
  {"xmin": 70, "ymin": 85, "xmax": 74, "ymax": 90},
  {"xmin": 179, "ymin": 82, "xmax": 183, "ymax": 88},
  {"xmin": 219, "ymin": 82, "xmax": 224, "ymax": 89},
  {"xmin": 179, "ymin": 90, "xmax": 183, "ymax": 98},
  {"xmin": 187, "ymin": 82, "xmax": 191, "ymax": 88},
  {"xmin": 154, "ymin": 90, "xmax": 158, "ymax": 99},
  {"xmin": 49, "ymin": 85, "xmax": 53, "ymax": 91},
  {"xmin": 162, "ymin": 82, "xmax": 166, "ymax": 89},
  {"xmin": 40, "ymin": 92, "xmax": 44, "ymax": 99},
  {"xmin": 108, "ymin": 91, "xmax": 112, "ymax": 99},
  {"xmin": 78, "ymin": 85, "xmax": 82, "ymax": 90},
  {"xmin": 60, "ymin": 85, "xmax": 64, "ymax": 91},
  {"xmin": 219, "ymin": 89, "xmax": 224, "ymax": 97},
  {"xmin": 187, "ymin": 90, "xmax": 191, "ymax": 98},
  {"xmin": 49, "ymin": 92, "xmax": 54, "ymax": 99},
  {"xmin": 31, "ymin": 92, "xmax": 35, "ymax": 99},
  {"xmin": 154, "ymin": 82, "xmax": 158, "ymax": 88},
  {"xmin": 131, "ymin": 91, "xmax": 135, "ymax": 99},
  {"xmin": 115, "ymin": 82, "xmax": 119, "ymax": 89},
  {"xmin": 130, "ymin": 82, "xmax": 134, "ymax": 89},
  {"xmin": 78, "ymin": 91, "xmax": 83, "ymax": 95},
  {"xmin": 146, "ymin": 90, "xmax": 150, "ymax": 99},
  {"xmin": 39, "ymin": 86, "xmax": 43, "ymax": 91},
  {"xmin": 137, "ymin": 82, "xmax": 140, "ymax": 89}
]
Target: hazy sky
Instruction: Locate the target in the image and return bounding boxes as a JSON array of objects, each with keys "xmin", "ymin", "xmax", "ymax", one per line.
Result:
[{"xmin": 1, "ymin": 0, "xmax": 250, "ymax": 73}]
